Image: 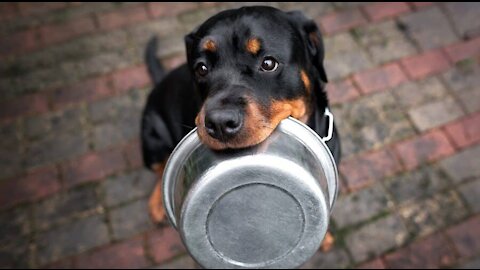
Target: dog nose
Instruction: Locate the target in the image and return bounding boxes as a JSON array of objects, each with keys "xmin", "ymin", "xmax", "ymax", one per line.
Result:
[{"xmin": 205, "ymin": 109, "xmax": 243, "ymax": 140}]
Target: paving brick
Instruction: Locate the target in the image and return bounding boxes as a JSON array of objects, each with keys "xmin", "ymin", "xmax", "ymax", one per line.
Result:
[
  {"xmin": 0, "ymin": 122, "xmax": 23, "ymax": 181},
  {"xmin": 34, "ymin": 184, "xmax": 101, "ymax": 230},
  {"xmin": 49, "ymin": 75, "xmax": 112, "ymax": 110},
  {"xmin": 1, "ymin": 29, "xmax": 127, "ymax": 80},
  {"xmin": 17, "ymin": 2, "xmax": 66, "ymax": 16},
  {"xmin": 333, "ymin": 184, "xmax": 392, "ymax": 228},
  {"xmin": 162, "ymin": 53, "xmax": 187, "ymax": 71},
  {"xmin": 300, "ymin": 246, "xmax": 351, "ymax": 269},
  {"xmin": 97, "ymin": 4, "xmax": 149, "ymax": 31},
  {"xmin": 442, "ymin": 63, "xmax": 480, "ymax": 113},
  {"xmin": 444, "ymin": 37, "xmax": 480, "ymax": 63},
  {"xmin": 109, "ymin": 199, "xmax": 153, "ymax": 241},
  {"xmin": 411, "ymin": 2, "xmax": 434, "ymax": 9},
  {"xmin": 444, "ymin": 2, "xmax": 480, "ymax": 38},
  {"xmin": 399, "ymin": 6, "xmax": 458, "ymax": 50},
  {"xmin": 332, "ymin": 3, "xmax": 370, "ymax": 9},
  {"xmin": 24, "ymin": 107, "xmax": 85, "ymax": 140},
  {"xmin": 87, "ymin": 93, "xmax": 124, "ymax": 123},
  {"xmin": 126, "ymin": 17, "xmax": 183, "ymax": 52},
  {"xmin": 400, "ymin": 49, "xmax": 451, "ymax": 80},
  {"xmin": 324, "ymin": 33, "xmax": 373, "ymax": 80},
  {"xmin": 124, "ymin": 139, "xmax": 143, "ymax": 170},
  {"xmin": 0, "ymin": 207, "xmax": 31, "ymax": 267},
  {"xmin": 441, "ymin": 145, "xmax": 480, "ymax": 183},
  {"xmin": 353, "ymin": 63, "xmax": 408, "ymax": 94},
  {"xmin": 103, "ymin": 169, "xmax": 156, "ymax": 207},
  {"xmin": 345, "ymin": 214, "xmax": 408, "ymax": 263},
  {"xmin": 318, "ymin": 8, "xmax": 367, "ymax": 35},
  {"xmin": 353, "ymin": 20, "xmax": 417, "ymax": 64},
  {"xmin": 111, "ymin": 64, "xmax": 150, "ymax": 94},
  {"xmin": 176, "ymin": 3, "xmax": 221, "ymax": 28},
  {"xmin": 147, "ymin": 2, "xmax": 197, "ymax": 18},
  {"xmin": 92, "ymin": 122, "xmax": 128, "ymax": 150},
  {"xmin": 0, "ymin": 234, "xmax": 30, "ymax": 268},
  {"xmin": 444, "ymin": 112, "xmax": 480, "ymax": 149},
  {"xmin": 398, "ymin": 190, "xmax": 468, "ymax": 238},
  {"xmin": 115, "ymin": 110, "xmax": 143, "ymax": 145},
  {"xmin": 326, "ymin": 79, "xmax": 361, "ymax": 105},
  {"xmin": 25, "ymin": 131, "xmax": 89, "ymax": 168},
  {"xmin": 394, "ymin": 129, "xmax": 455, "ymax": 170},
  {"xmin": 441, "ymin": 61, "xmax": 480, "ymax": 93},
  {"xmin": 40, "ymin": 16, "xmax": 96, "ymax": 47},
  {"xmin": 457, "ymin": 87, "xmax": 480, "ymax": 115},
  {"xmin": 279, "ymin": 2, "xmax": 334, "ymax": 19},
  {"xmin": 341, "ymin": 91, "xmax": 415, "ymax": 155},
  {"xmin": 73, "ymin": 237, "xmax": 149, "ymax": 269},
  {"xmin": 0, "ymin": 3, "xmax": 19, "ymax": 22},
  {"xmin": 154, "ymin": 255, "xmax": 197, "ymax": 269},
  {"xmin": 0, "ymin": 166, "xmax": 60, "ymax": 210},
  {"xmin": 37, "ymin": 214, "xmax": 110, "ymax": 265},
  {"xmin": 446, "ymin": 215, "xmax": 480, "ymax": 259},
  {"xmin": 391, "ymin": 77, "xmax": 449, "ymax": 108},
  {"xmin": 384, "ymin": 233, "xmax": 457, "ymax": 268},
  {"xmin": 363, "ymin": 2, "xmax": 410, "ymax": 22},
  {"xmin": 357, "ymin": 258, "xmax": 386, "ymax": 269},
  {"xmin": 459, "ymin": 179, "xmax": 480, "ymax": 214},
  {"xmin": 408, "ymin": 97, "xmax": 464, "ymax": 131},
  {"xmin": 384, "ymin": 165, "xmax": 450, "ymax": 205},
  {"xmin": 457, "ymin": 257, "xmax": 480, "ymax": 269},
  {"xmin": 0, "ymin": 28, "xmax": 38, "ymax": 56},
  {"xmin": 147, "ymin": 226, "xmax": 186, "ymax": 264},
  {"xmin": 340, "ymin": 148, "xmax": 402, "ymax": 191},
  {"xmin": 62, "ymin": 147, "xmax": 128, "ymax": 188},
  {"xmin": 0, "ymin": 93, "xmax": 48, "ymax": 122},
  {"xmin": 4, "ymin": 47, "xmax": 142, "ymax": 99},
  {"xmin": 43, "ymin": 258, "xmax": 73, "ymax": 269}
]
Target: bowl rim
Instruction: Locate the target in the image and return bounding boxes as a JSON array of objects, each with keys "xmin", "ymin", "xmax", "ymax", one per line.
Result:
[{"xmin": 162, "ymin": 116, "xmax": 339, "ymax": 229}]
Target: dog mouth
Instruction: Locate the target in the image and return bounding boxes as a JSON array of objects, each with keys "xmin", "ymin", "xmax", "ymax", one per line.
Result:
[
  {"xmin": 195, "ymin": 98, "xmax": 309, "ymax": 150},
  {"xmin": 195, "ymin": 103, "xmax": 276, "ymax": 150}
]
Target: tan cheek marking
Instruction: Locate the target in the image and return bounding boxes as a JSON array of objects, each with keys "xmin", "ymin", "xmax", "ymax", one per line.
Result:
[
  {"xmin": 202, "ymin": 39, "xmax": 216, "ymax": 52},
  {"xmin": 240, "ymin": 102, "xmax": 271, "ymax": 145},
  {"xmin": 300, "ymin": 70, "xmax": 312, "ymax": 94},
  {"xmin": 270, "ymin": 99, "xmax": 308, "ymax": 124},
  {"xmin": 246, "ymin": 38, "xmax": 261, "ymax": 55}
]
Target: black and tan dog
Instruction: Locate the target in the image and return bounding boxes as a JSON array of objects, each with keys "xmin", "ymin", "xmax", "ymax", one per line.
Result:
[{"xmin": 141, "ymin": 6, "xmax": 341, "ymax": 237}]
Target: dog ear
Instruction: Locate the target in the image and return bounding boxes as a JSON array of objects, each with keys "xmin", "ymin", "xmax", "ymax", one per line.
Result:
[
  {"xmin": 184, "ymin": 32, "xmax": 195, "ymax": 69},
  {"xmin": 286, "ymin": 10, "xmax": 328, "ymax": 83},
  {"xmin": 184, "ymin": 26, "xmax": 201, "ymax": 70}
]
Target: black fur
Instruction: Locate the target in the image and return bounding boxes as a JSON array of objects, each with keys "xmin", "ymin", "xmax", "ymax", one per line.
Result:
[{"xmin": 141, "ymin": 6, "xmax": 341, "ymax": 169}]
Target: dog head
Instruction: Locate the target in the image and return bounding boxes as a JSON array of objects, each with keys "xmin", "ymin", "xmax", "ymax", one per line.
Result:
[{"xmin": 185, "ymin": 6, "xmax": 328, "ymax": 150}]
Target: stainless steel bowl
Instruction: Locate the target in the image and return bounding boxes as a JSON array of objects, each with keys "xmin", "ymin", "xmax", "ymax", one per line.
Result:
[{"xmin": 163, "ymin": 116, "xmax": 338, "ymax": 269}]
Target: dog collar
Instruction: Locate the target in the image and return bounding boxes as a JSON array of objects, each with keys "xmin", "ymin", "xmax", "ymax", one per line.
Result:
[{"xmin": 321, "ymin": 107, "xmax": 334, "ymax": 142}]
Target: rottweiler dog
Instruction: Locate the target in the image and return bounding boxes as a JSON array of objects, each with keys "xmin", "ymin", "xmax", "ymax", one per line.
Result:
[{"xmin": 141, "ymin": 6, "xmax": 341, "ymax": 235}]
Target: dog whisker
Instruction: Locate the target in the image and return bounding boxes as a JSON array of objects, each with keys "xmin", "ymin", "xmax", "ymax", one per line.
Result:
[{"xmin": 175, "ymin": 122, "xmax": 195, "ymax": 129}]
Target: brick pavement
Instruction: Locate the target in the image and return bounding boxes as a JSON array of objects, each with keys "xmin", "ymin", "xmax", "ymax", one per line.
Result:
[{"xmin": 0, "ymin": 2, "xmax": 479, "ymax": 269}]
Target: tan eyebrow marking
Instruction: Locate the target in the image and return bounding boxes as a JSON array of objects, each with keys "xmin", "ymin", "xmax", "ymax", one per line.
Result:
[
  {"xmin": 246, "ymin": 38, "xmax": 261, "ymax": 55},
  {"xmin": 202, "ymin": 39, "xmax": 217, "ymax": 52}
]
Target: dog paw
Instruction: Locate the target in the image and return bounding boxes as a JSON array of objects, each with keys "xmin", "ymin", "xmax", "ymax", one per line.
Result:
[
  {"xmin": 149, "ymin": 197, "xmax": 167, "ymax": 224},
  {"xmin": 320, "ymin": 231, "xmax": 335, "ymax": 252}
]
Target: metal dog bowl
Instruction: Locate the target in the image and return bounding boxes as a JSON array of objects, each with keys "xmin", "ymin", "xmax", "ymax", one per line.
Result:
[{"xmin": 163, "ymin": 116, "xmax": 338, "ymax": 269}]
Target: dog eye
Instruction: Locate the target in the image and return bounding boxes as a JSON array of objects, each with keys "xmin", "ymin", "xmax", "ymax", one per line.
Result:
[
  {"xmin": 195, "ymin": 63, "xmax": 208, "ymax": 76},
  {"xmin": 260, "ymin": 57, "xmax": 278, "ymax": 72}
]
